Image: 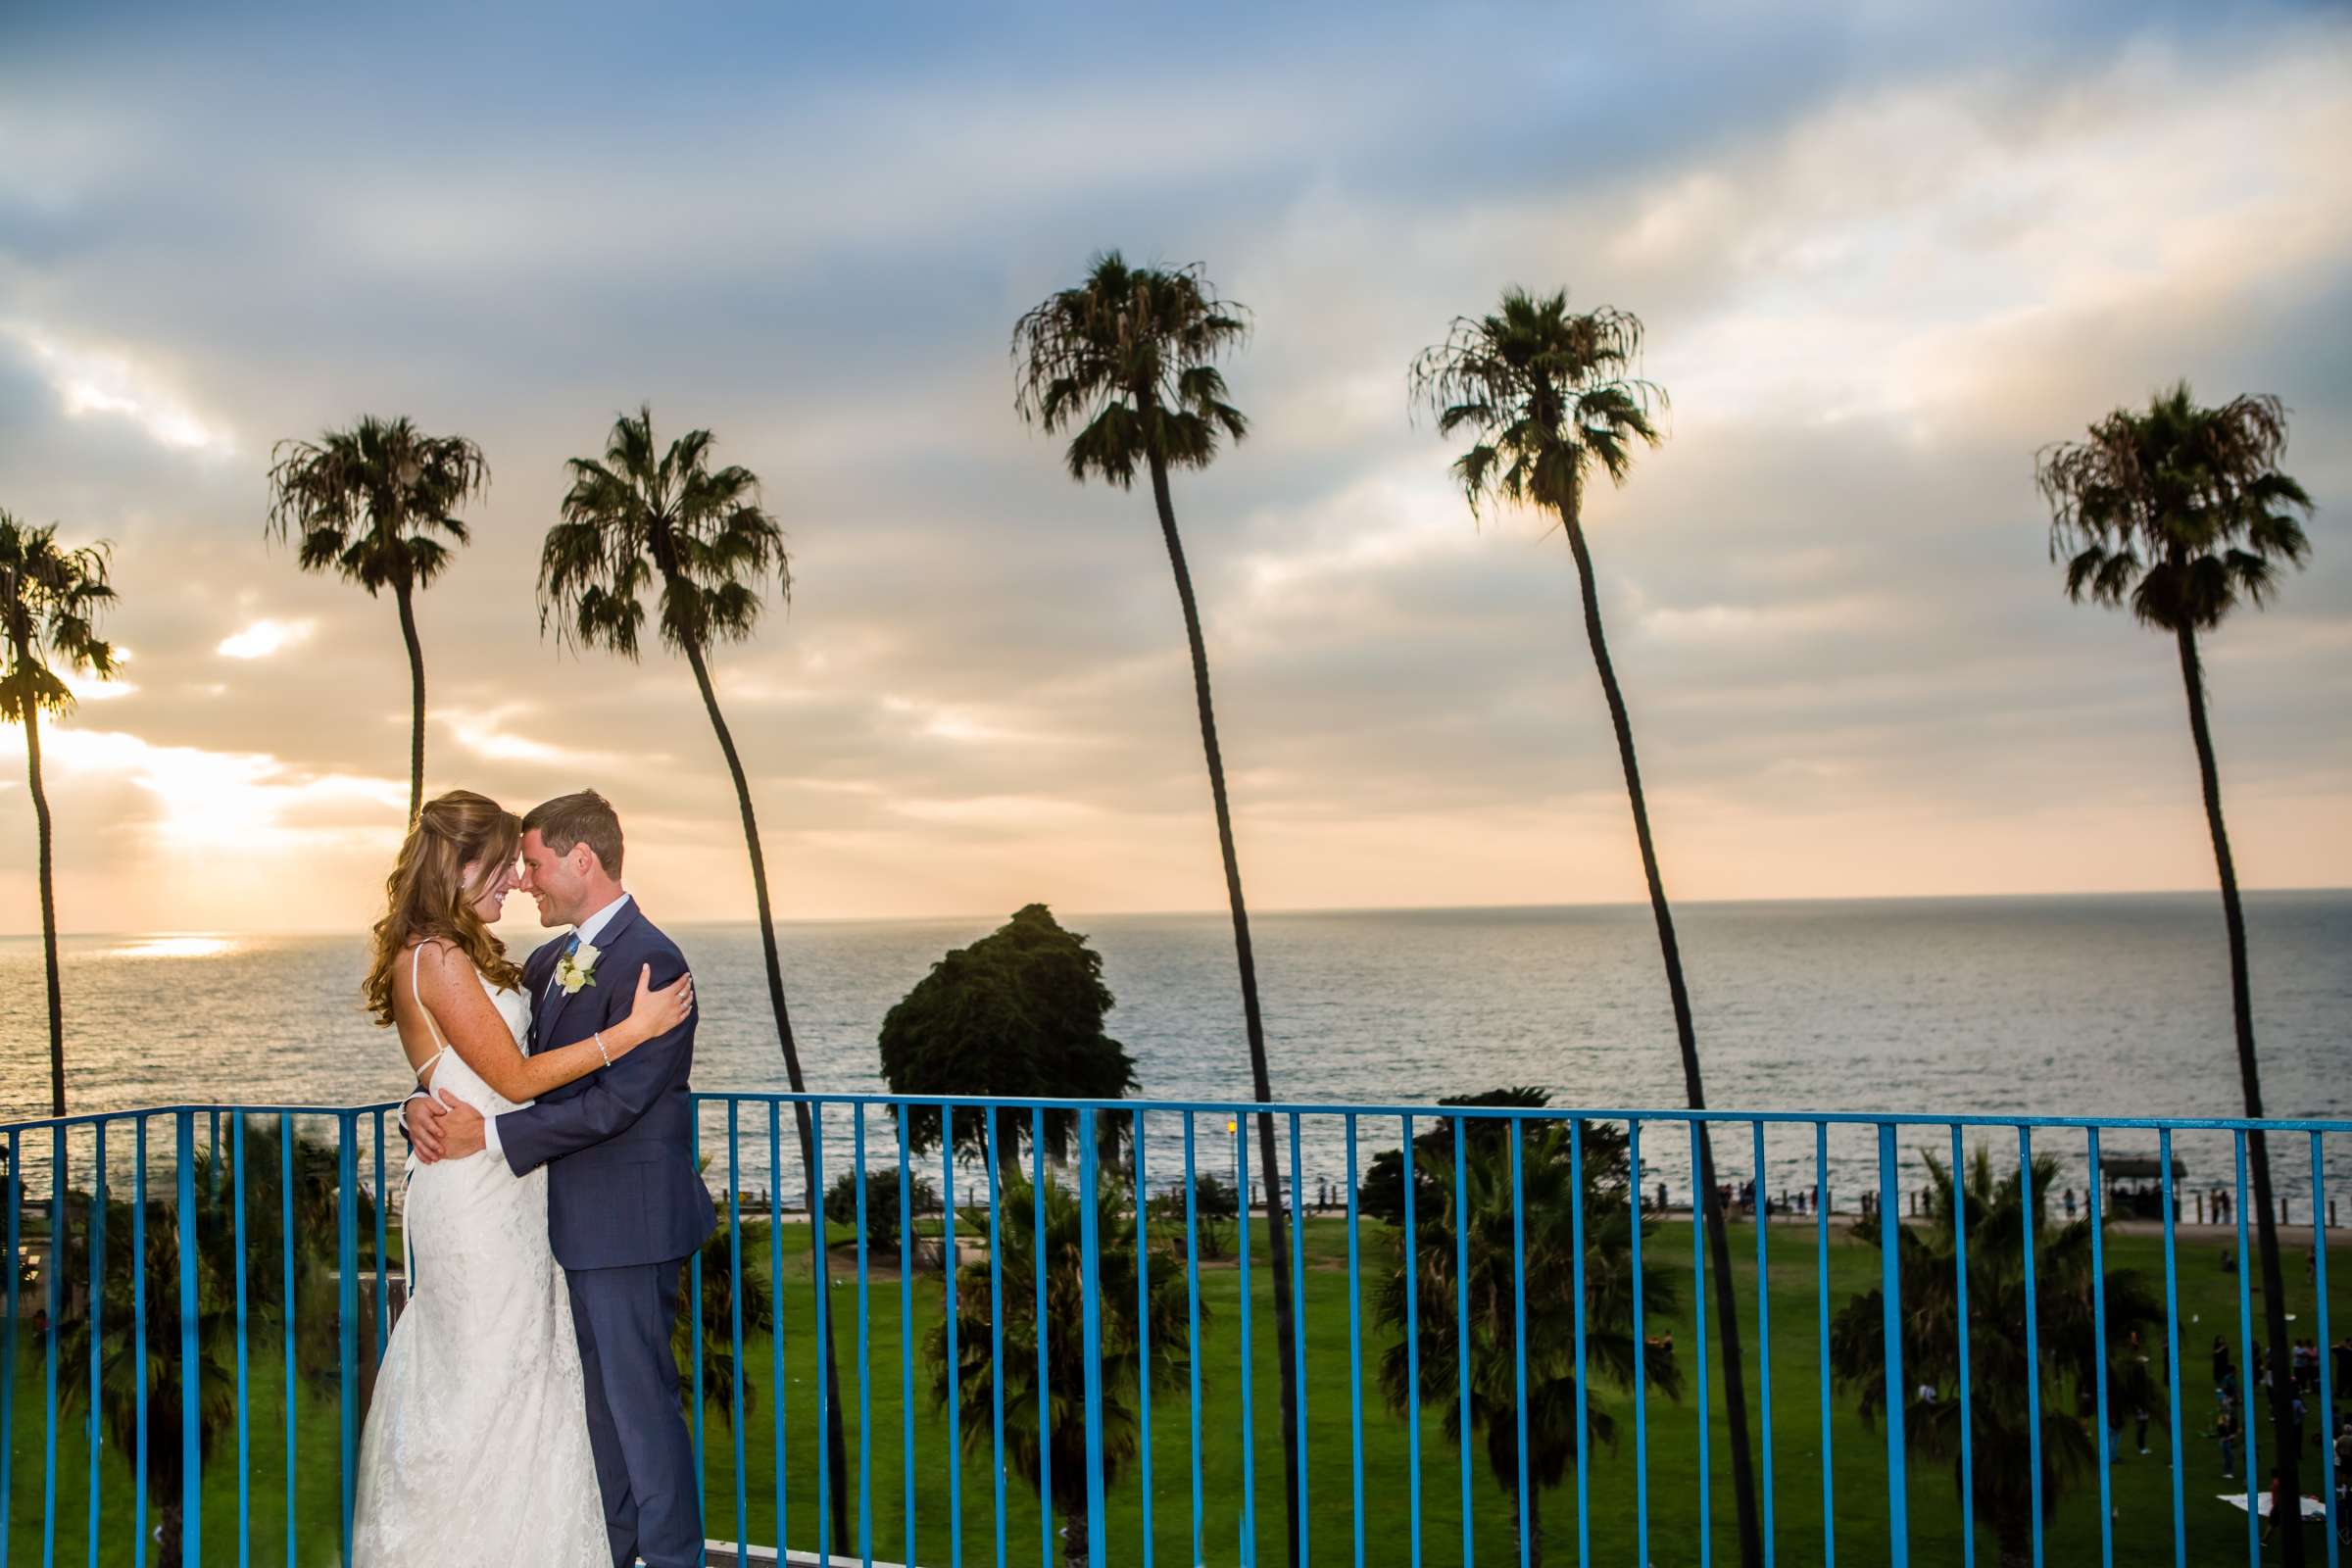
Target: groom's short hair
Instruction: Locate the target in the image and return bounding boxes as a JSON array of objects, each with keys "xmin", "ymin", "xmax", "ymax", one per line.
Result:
[{"xmin": 524, "ymin": 790, "xmax": 624, "ymax": 877}]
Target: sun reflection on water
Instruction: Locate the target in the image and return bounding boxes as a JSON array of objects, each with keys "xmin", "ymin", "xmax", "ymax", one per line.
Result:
[{"xmin": 106, "ymin": 935, "xmax": 239, "ymax": 960}]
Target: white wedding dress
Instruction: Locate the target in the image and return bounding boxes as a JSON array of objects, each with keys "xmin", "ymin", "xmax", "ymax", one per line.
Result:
[{"xmin": 351, "ymin": 951, "xmax": 611, "ymax": 1566}]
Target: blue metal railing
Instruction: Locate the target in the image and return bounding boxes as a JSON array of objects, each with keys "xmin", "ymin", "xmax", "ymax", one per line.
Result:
[{"xmin": 1, "ymin": 1095, "xmax": 2346, "ymax": 1566}]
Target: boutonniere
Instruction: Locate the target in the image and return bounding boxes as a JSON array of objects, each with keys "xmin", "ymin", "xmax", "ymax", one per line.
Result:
[{"xmin": 555, "ymin": 940, "xmax": 601, "ymax": 995}]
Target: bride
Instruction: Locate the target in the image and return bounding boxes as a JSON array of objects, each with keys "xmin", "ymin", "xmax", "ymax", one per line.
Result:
[{"xmin": 351, "ymin": 790, "xmax": 692, "ymax": 1565}]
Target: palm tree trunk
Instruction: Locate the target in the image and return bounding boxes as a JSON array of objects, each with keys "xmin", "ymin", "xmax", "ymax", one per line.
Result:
[
  {"xmin": 1558, "ymin": 503, "xmax": 1764, "ymax": 1568},
  {"xmin": 1148, "ymin": 449, "xmax": 1303, "ymax": 1568},
  {"xmin": 2175, "ymin": 623, "xmax": 2301, "ymax": 1566},
  {"xmin": 392, "ymin": 574, "xmax": 426, "ymax": 825},
  {"xmin": 24, "ymin": 695, "xmax": 65, "ymax": 1117},
  {"xmin": 679, "ymin": 632, "xmax": 854, "ymax": 1556}
]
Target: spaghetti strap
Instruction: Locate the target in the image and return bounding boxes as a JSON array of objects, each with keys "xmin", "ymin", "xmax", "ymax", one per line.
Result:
[{"xmin": 410, "ymin": 944, "xmax": 449, "ymax": 1083}]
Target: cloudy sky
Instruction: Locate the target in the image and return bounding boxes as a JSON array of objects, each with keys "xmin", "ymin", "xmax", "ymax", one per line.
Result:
[{"xmin": 1, "ymin": 0, "xmax": 2346, "ymax": 936}]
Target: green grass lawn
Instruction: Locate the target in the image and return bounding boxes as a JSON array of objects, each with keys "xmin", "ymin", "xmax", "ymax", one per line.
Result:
[{"xmin": 8, "ymin": 1214, "xmax": 2347, "ymax": 1565}]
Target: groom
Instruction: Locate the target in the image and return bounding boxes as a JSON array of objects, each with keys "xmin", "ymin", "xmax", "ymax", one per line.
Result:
[{"xmin": 405, "ymin": 789, "xmax": 714, "ymax": 1568}]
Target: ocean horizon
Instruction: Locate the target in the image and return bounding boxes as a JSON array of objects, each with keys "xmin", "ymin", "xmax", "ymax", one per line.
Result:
[{"xmin": 5, "ymin": 888, "xmax": 2347, "ymax": 1206}]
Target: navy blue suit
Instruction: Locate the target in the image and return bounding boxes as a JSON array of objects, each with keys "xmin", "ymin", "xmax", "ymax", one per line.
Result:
[{"xmin": 505, "ymin": 900, "xmax": 713, "ymax": 1568}]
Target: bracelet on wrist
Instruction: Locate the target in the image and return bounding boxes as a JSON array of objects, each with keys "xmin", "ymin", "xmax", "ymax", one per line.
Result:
[{"xmin": 594, "ymin": 1030, "xmax": 611, "ymax": 1067}]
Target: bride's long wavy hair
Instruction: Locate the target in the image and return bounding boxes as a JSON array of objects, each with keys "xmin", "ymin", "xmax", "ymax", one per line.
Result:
[{"xmin": 364, "ymin": 789, "xmax": 525, "ymax": 1026}]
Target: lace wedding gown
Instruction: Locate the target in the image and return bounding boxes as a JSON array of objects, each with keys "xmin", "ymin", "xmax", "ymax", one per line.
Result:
[{"xmin": 352, "ymin": 953, "xmax": 610, "ymax": 1566}]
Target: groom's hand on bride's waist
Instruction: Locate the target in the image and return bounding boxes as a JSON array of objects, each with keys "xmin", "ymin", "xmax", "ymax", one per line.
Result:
[{"xmin": 403, "ymin": 1091, "xmax": 486, "ymax": 1164}]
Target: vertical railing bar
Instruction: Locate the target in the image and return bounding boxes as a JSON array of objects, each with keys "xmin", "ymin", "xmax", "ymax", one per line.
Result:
[
  {"xmin": 2311, "ymin": 1130, "xmax": 2337, "ymax": 1568},
  {"xmin": 1630, "ymin": 1117, "xmax": 1649, "ymax": 1568},
  {"xmin": 1135, "ymin": 1109, "xmax": 1153, "ymax": 1568},
  {"xmin": 770, "ymin": 1102, "xmax": 787, "ymax": 1560},
  {"xmin": 1184, "ymin": 1114, "xmax": 1205, "ymax": 1568},
  {"xmin": 44, "ymin": 1125, "xmax": 62, "ymax": 1568},
  {"xmin": 136, "ymin": 1119, "xmax": 152, "ymax": 1562},
  {"xmin": 1034, "ymin": 1105, "xmax": 1052, "ymax": 1568},
  {"xmin": 233, "ymin": 1115, "xmax": 252, "ymax": 1568},
  {"xmin": 1345, "ymin": 1113, "xmax": 1366, "ymax": 1568},
  {"xmin": 1288, "ymin": 1110, "xmax": 1309, "ymax": 1568},
  {"xmin": 1, "ymin": 1129, "xmax": 17, "ymax": 1555},
  {"xmin": 85, "ymin": 1122, "xmax": 107, "ymax": 1568},
  {"xmin": 1753, "ymin": 1118, "xmax": 1776, "ymax": 1568},
  {"xmin": 1079, "ymin": 1108, "xmax": 1107, "ymax": 1568},
  {"xmin": 373, "ymin": 1112, "xmax": 388, "ymax": 1361},
  {"xmin": 2019, "ymin": 1126, "xmax": 2045, "ymax": 1568},
  {"xmin": 897, "ymin": 1111, "xmax": 915, "ymax": 1568},
  {"xmin": 1691, "ymin": 1120, "xmax": 1712, "ymax": 1568},
  {"xmin": 730, "ymin": 1101, "xmax": 749, "ymax": 1566},
  {"xmin": 1815, "ymin": 1121, "xmax": 1835, "ymax": 1568},
  {"xmin": 1510, "ymin": 1118, "xmax": 1531, "ymax": 1568},
  {"xmin": 942, "ymin": 1103, "xmax": 963, "ymax": 1568},
  {"xmin": 1570, "ymin": 1118, "xmax": 1590, "ymax": 1568},
  {"xmin": 338, "ymin": 1112, "xmax": 359, "ymax": 1565},
  {"xmin": 1454, "ymin": 1114, "xmax": 1476, "ymax": 1568},
  {"xmin": 1950, "ymin": 1124, "xmax": 1974, "ymax": 1568},
  {"xmin": 855, "ymin": 1101, "xmax": 873, "ymax": 1568},
  {"xmin": 1402, "ymin": 1114, "xmax": 1424, "ymax": 1568},
  {"xmin": 691, "ymin": 1110, "xmax": 708, "ymax": 1568},
  {"xmin": 2086, "ymin": 1128, "xmax": 2113, "ymax": 1568},
  {"xmin": 1876, "ymin": 1121, "xmax": 1907, "ymax": 1568},
  {"xmin": 987, "ymin": 1107, "xmax": 1006, "ymax": 1568},
  {"xmin": 177, "ymin": 1110, "xmax": 202, "ymax": 1568},
  {"xmin": 2158, "ymin": 1126, "xmax": 2186, "ymax": 1568},
  {"xmin": 1236, "ymin": 1114, "xmax": 1256, "ymax": 1568},
  {"xmin": 2232, "ymin": 1129, "xmax": 2259, "ymax": 1564},
  {"xmin": 814, "ymin": 1102, "xmax": 833, "ymax": 1567},
  {"xmin": 280, "ymin": 1113, "xmax": 296, "ymax": 1568}
]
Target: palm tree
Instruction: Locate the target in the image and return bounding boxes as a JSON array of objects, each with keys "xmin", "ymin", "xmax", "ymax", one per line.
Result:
[
  {"xmin": 1, "ymin": 514, "xmax": 119, "ymax": 1116},
  {"xmin": 1374, "ymin": 1113, "xmax": 1681, "ymax": 1567},
  {"xmin": 1411, "ymin": 288, "xmax": 1764, "ymax": 1565},
  {"xmin": 1829, "ymin": 1147, "xmax": 2164, "ymax": 1568},
  {"xmin": 2038, "ymin": 382, "xmax": 2315, "ymax": 1557},
  {"xmin": 1011, "ymin": 251, "xmax": 1312, "ymax": 1563},
  {"xmin": 264, "ymin": 416, "xmax": 489, "ymax": 824},
  {"xmin": 539, "ymin": 405, "xmax": 851, "ymax": 1550},
  {"xmin": 930, "ymin": 1171, "xmax": 1192, "ymax": 1568}
]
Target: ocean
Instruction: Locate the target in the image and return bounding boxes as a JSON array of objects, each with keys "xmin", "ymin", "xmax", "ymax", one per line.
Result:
[{"xmin": 3, "ymin": 891, "xmax": 2347, "ymax": 1208}]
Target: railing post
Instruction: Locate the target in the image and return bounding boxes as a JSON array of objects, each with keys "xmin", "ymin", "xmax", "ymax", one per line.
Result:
[
  {"xmin": 1949, "ymin": 1124, "xmax": 1974, "ymax": 1568},
  {"xmin": 0, "ymin": 1129, "xmax": 16, "ymax": 1553},
  {"xmin": 44, "ymin": 1125, "xmax": 62, "ymax": 1568},
  {"xmin": 177, "ymin": 1108, "xmax": 202, "ymax": 1568},
  {"xmin": 2017, "ymin": 1125, "xmax": 2043, "ymax": 1568},
  {"xmin": 338, "ymin": 1110, "xmax": 359, "ymax": 1565},
  {"xmin": 2157, "ymin": 1127, "xmax": 2186, "ymax": 1568},
  {"xmin": 1876, "ymin": 1121, "xmax": 1907, "ymax": 1568},
  {"xmin": 1815, "ymin": 1121, "xmax": 1835, "ymax": 1568},
  {"xmin": 1402, "ymin": 1112, "xmax": 1425, "ymax": 1568},
  {"xmin": 135, "ymin": 1118, "xmax": 151, "ymax": 1560},
  {"xmin": 2086, "ymin": 1128, "xmax": 2113, "ymax": 1568},
  {"xmin": 233, "ymin": 1114, "xmax": 252, "ymax": 1568},
  {"xmin": 86, "ymin": 1120, "xmax": 109, "ymax": 1568},
  {"xmin": 2312, "ymin": 1130, "xmax": 2337, "ymax": 1568},
  {"xmin": 1079, "ymin": 1107, "xmax": 1107, "ymax": 1568}
]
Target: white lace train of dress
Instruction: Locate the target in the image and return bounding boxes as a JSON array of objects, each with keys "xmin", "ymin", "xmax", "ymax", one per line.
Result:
[{"xmin": 352, "ymin": 958, "xmax": 610, "ymax": 1566}]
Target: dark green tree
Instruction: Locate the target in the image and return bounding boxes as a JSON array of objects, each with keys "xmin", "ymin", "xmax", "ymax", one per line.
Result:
[
  {"xmin": 1373, "ymin": 1107, "xmax": 1677, "ymax": 1566},
  {"xmin": 878, "ymin": 904, "xmax": 1137, "ymax": 1183},
  {"xmin": 823, "ymin": 1165, "xmax": 941, "ymax": 1257},
  {"xmin": 541, "ymin": 405, "xmax": 851, "ymax": 1550},
  {"xmin": 1012, "ymin": 252, "xmax": 1309, "ymax": 1564},
  {"xmin": 2038, "ymin": 384, "xmax": 2314, "ymax": 1557},
  {"xmin": 1830, "ymin": 1148, "xmax": 2164, "ymax": 1568},
  {"xmin": 264, "ymin": 416, "xmax": 489, "ymax": 824},
  {"xmin": 1411, "ymin": 288, "xmax": 1766, "ymax": 1566},
  {"xmin": 930, "ymin": 1172, "xmax": 1192, "ymax": 1567},
  {"xmin": 0, "ymin": 514, "xmax": 118, "ymax": 1117}
]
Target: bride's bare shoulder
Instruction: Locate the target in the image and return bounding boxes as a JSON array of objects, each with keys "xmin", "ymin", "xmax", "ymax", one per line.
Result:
[{"xmin": 407, "ymin": 938, "xmax": 480, "ymax": 997}]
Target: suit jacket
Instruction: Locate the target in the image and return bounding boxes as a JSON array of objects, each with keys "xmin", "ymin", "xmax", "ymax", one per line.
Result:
[{"xmin": 502, "ymin": 900, "xmax": 716, "ymax": 1271}]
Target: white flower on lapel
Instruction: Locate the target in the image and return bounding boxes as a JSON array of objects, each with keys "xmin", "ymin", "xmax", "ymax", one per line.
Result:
[{"xmin": 555, "ymin": 940, "xmax": 600, "ymax": 996}]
